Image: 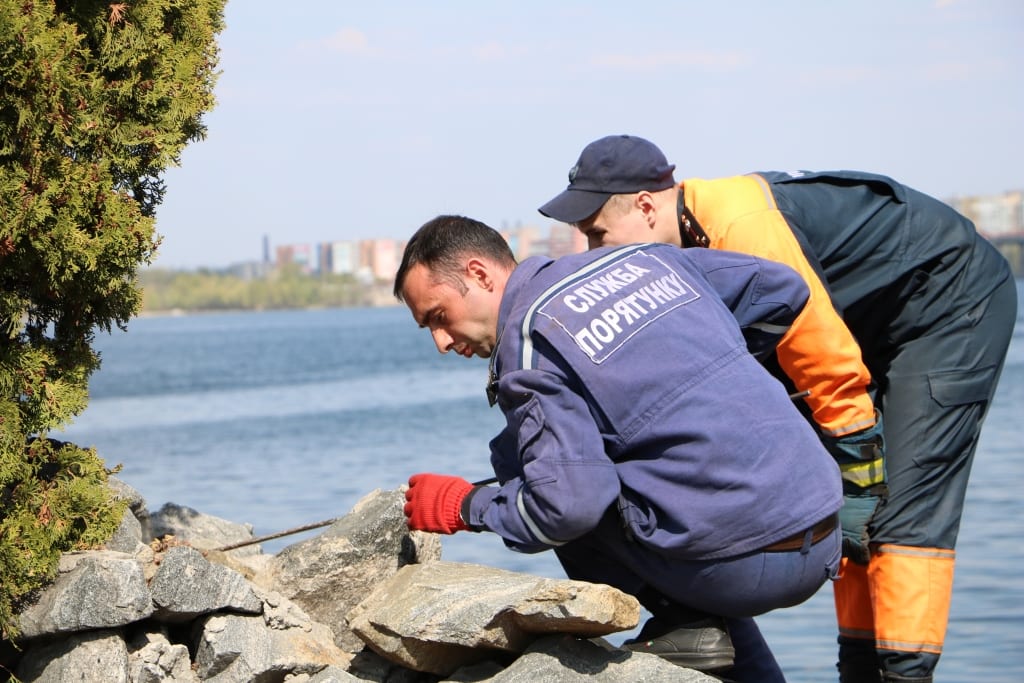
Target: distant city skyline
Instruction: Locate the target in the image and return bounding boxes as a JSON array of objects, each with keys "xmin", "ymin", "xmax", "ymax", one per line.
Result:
[{"xmin": 194, "ymin": 188, "xmax": 1022, "ymax": 275}]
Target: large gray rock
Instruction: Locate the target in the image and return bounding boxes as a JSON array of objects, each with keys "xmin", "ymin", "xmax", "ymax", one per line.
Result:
[
  {"xmin": 346, "ymin": 648, "xmax": 444, "ymax": 683},
  {"xmin": 15, "ymin": 629, "xmax": 129, "ymax": 682},
  {"xmin": 148, "ymin": 502, "xmax": 259, "ymax": 555},
  {"xmin": 468, "ymin": 635, "xmax": 719, "ymax": 682},
  {"xmin": 105, "ymin": 506, "xmax": 145, "ymax": 553},
  {"xmin": 147, "ymin": 502, "xmax": 272, "ymax": 579},
  {"xmin": 149, "ymin": 545, "xmax": 263, "ymax": 622},
  {"xmin": 193, "ymin": 597, "xmax": 351, "ymax": 682},
  {"xmin": 107, "ymin": 476, "xmax": 147, "ymax": 516},
  {"xmin": 16, "ymin": 551, "xmax": 153, "ymax": 640},
  {"xmin": 347, "ymin": 561, "xmax": 640, "ymax": 676},
  {"xmin": 254, "ymin": 488, "xmax": 441, "ymax": 652},
  {"xmin": 281, "ymin": 665, "xmax": 363, "ymax": 682},
  {"xmin": 126, "ymin": 630, "xmax": 198, "ymax": 683}
]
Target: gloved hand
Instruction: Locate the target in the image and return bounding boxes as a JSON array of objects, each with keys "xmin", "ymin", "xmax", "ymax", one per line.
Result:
[
  {"xmin": 404, "ymin": 473, "xmax": 474, "ymax": 534},
  {"xmin": 838, "ymin": 492, "xmax": 882, "ymax": 564},
  {"xmin": 823, "ymin": 411, "xmax": 887, "ymax": 565}
]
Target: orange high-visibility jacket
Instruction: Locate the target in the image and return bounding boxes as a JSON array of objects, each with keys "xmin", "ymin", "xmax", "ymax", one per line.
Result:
[{"xmin": 681, "ymin": 174, "xmax": 876, "ymax": 437}]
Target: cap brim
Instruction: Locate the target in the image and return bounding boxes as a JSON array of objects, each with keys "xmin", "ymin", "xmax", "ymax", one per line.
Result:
[{"xmin": 538, "ymin": 189, "xmax": 612, "ymax": 224}]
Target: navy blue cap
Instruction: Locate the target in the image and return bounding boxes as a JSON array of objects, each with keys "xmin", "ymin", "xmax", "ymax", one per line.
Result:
[{"xmin": 538, "ymin": 135, "xmax": 676, "ymax": 223}]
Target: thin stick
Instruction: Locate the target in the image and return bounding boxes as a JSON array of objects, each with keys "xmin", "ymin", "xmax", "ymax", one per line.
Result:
[{"xmin": 210, "ymin": 517, "xmax": 342, "ymax": 553}]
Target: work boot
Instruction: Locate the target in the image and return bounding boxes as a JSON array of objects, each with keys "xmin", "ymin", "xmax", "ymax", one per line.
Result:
[
  {"xmin": 839, "ymin": 658, "xmax": 883, "ymax": 682},
  {"xmin": 623, "ymin": 613, "xmax": 736, "ymax": 674},
  {"xmin": 838, "ymin": 637, "xmax": 882, "ymax": 682}
]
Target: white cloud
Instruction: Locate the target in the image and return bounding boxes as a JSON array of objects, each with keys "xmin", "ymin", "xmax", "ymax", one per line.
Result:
[
  {"xmin": 798, "ymin": 65, "xmax": 881, "ymax": 86},
  {"xmin": 591, "ymin": 50, "xmax": 747, "ymax": 71},
  {"xmin": 472, "ymin": 41, "xmax": 507, "ymax": 61},
  {"xmin": 305, "ymin": 27, "xmax": 370, "ymax": 55},
  {"xmin": 923, "ymin": 61, "xmax": 973, "ymax": 81}
]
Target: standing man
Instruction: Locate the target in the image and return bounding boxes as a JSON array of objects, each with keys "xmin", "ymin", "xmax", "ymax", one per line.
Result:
[
  {"xmin": 394, "ymin": 215, "xmax": 842, "ymax": 680},
  {"xmin": 538, "ymin": 135, "xmax": 1017, "ymax": 683}
]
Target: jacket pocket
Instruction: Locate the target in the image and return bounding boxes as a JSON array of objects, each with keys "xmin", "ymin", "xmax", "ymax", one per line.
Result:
[
  {"xmin": 507, "ymin": 395, "xmax": 556, "ymax": 487},
  {"xmin": 927, "ymin": 366, "xmax": 998, "ymax": 407},
  {"xmin": 911, "ymin": 365, "xmax": 999, "ymax": 468}
]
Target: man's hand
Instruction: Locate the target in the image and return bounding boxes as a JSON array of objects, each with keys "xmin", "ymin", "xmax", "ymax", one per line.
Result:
[
  {"xmin": 404, "ymin": 473, "xmax": 474, "ymax": 534},
  {"xmin": 824, "ymin": 412, "xmax": 887, "ymax": 564}
]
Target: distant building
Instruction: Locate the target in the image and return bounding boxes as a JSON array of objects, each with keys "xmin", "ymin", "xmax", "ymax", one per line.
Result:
[
  {"xmin": 547, "ymin": 222, "xmax": 587, "ymax": 257},
  {"xmin": 501, "ymin": 224, "xmax": 541, "ymax": 261},
  {"xmin": 323, "ymin": 240, "xmax": 359, "ymax": 275},
  {"xmin": 945, "ymin": 191, "xmax": 1024, "ymax": 278},
  {"xmin": 947, "ymin": 190, "xmax": 1023, "ymax": 238},
  {"xmin": 275, "ymin": 243, "xmax": 313, "ymax": 273},
  {"xmin": 369, "ymin": 238, "xmax": 400, "ymax": 281},
  {"xmin": 349, "ymin": 238, "xmax": 404, "ymax": 282}
]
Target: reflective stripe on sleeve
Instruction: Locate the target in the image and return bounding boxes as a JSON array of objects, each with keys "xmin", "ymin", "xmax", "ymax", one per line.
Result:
[
  {"xmin": 516, "ymin": 487, "xmax": 566, "ymax": 547},
  {"xmin": 839, "ymin": 457, "xmax": 886, "ymax": 487},
  {"xmin": 747, "ymin": 320, "xmax": 791, "ymax": 335}
]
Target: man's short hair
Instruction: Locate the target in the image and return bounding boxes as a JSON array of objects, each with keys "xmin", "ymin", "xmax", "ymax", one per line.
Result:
[{"xmin": 394, "ymin": 215, "xmax": 517, "ymax": 301}]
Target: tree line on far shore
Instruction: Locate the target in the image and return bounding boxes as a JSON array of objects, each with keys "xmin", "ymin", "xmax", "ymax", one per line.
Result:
[{"xmin": 139, "ymin": 266, "xmax": 398, "ymax": 312}]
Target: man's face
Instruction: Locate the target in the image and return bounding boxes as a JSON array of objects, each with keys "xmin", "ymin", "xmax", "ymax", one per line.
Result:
[
  {"xmin": 574, "ymin": 197, "xmax": 655, "ymax": 250},
  {"xmin": 574, "ymin": 190, "xmax": 681, "ymax": 250},
  {"xmin": 401, "ymin": 262, "xmax": 500, "ymax": 358}
]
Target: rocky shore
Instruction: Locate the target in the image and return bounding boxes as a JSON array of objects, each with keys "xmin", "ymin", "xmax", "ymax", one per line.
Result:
[{"xmin": 2, "ymin": 480, "xmax": 715, "ymax": 682}]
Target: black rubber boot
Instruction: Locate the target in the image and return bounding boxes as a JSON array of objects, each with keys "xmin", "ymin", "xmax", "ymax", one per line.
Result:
[
  {"xmin": 624, "ymin": 589, "xmax": 736, "ymax": 674},
  {"xmin": 838, "ymin": 637, "xmax": 882, "ymax": 682},
  {"xmin": 882, "ymin": 674, "xmax": 932, "ymax": 683},
  {"xmin": 839, "ymin": 661, "xmax": 883, "ymax": 682}
]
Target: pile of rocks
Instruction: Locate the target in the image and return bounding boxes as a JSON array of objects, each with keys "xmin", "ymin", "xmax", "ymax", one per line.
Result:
[{"xmin": 2, "ymin": 480, "xmax": 715, "ymax": 682}]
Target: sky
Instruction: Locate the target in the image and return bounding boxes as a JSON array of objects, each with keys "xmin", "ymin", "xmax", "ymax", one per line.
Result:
[{"xmin": 152, "ymin": 0, "xmax": 1024, "ymax": 269}]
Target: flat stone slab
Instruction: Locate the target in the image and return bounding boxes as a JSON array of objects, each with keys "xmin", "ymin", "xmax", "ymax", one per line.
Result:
[{"xmin": 347, "ymin": 560, "xmax": 640, "ymax": 676}]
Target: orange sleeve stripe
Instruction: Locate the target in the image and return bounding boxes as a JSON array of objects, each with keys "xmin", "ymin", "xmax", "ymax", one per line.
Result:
[{"xmin": 684, "ymin": 176, "xmax": 876, "ymax": 435}]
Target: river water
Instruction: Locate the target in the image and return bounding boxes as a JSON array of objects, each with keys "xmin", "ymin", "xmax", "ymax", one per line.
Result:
[{"xmin": 59, "ymin": 281, "xmax": 1024, "ymax": 682}]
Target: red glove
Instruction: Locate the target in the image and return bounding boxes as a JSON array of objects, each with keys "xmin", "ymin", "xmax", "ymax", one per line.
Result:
[{"xmin": 404, "ymin": 473, "xmax": 473, "ymax": 534}]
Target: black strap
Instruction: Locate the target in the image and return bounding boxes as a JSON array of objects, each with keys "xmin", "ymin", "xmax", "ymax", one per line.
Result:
[{"xmin": 677, "ymin": 190, "xmax": 710, "ymax": 248}]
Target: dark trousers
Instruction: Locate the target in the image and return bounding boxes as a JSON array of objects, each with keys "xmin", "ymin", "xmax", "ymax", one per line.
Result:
[
  {"xmin": 555, "ymin": 505, "xmax": 840, "ymax": 682},
  {"xmin": 836, "ymin": 273, "xmax": 1018, "ymax": 680}
]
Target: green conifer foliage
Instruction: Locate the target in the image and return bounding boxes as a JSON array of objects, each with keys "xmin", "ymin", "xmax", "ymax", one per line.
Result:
[{"xmin": 0, "ymin": 0, "xmax": 225, "ymax": 638}]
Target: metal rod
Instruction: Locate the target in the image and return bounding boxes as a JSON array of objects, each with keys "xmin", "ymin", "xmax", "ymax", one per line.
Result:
[{"xmin": 209, "ymin": 516, "xmax": 343, "ymax": 553}]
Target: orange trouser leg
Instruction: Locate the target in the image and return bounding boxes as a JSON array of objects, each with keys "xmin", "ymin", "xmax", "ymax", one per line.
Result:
[
  {"xmin": 835, "ymin": 557, "xmax": 874, "ymax": 640},
  {"xmin": 834, "ymin": 558, "xmax": 879, "ymax": 680},
  {"xmin": 872, "ymin": 545, "xmax": 954, "ymax": 666},
  {"xmin": 835, "ymin": 545, "xmax": 955, "ymax": 679}
]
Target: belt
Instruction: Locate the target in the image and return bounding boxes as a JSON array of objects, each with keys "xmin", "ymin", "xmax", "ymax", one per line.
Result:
[{"xmin": 761, "ymin": 513, "xmax": 838, "ymax": 553}]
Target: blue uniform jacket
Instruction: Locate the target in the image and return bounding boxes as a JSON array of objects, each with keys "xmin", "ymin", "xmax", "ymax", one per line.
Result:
[{"xmin": 464, "ymin": 243, "xmax": 843, "ymax": 561}]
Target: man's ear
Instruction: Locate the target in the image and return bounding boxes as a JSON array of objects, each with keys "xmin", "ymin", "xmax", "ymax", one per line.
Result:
[
  {"xmin": 636, "ymin": 191, "xmax": 659, "ymax": 229},
  {"xmin": 465, "ymin": 257, "xmax": 493, "ymax": 291}
]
